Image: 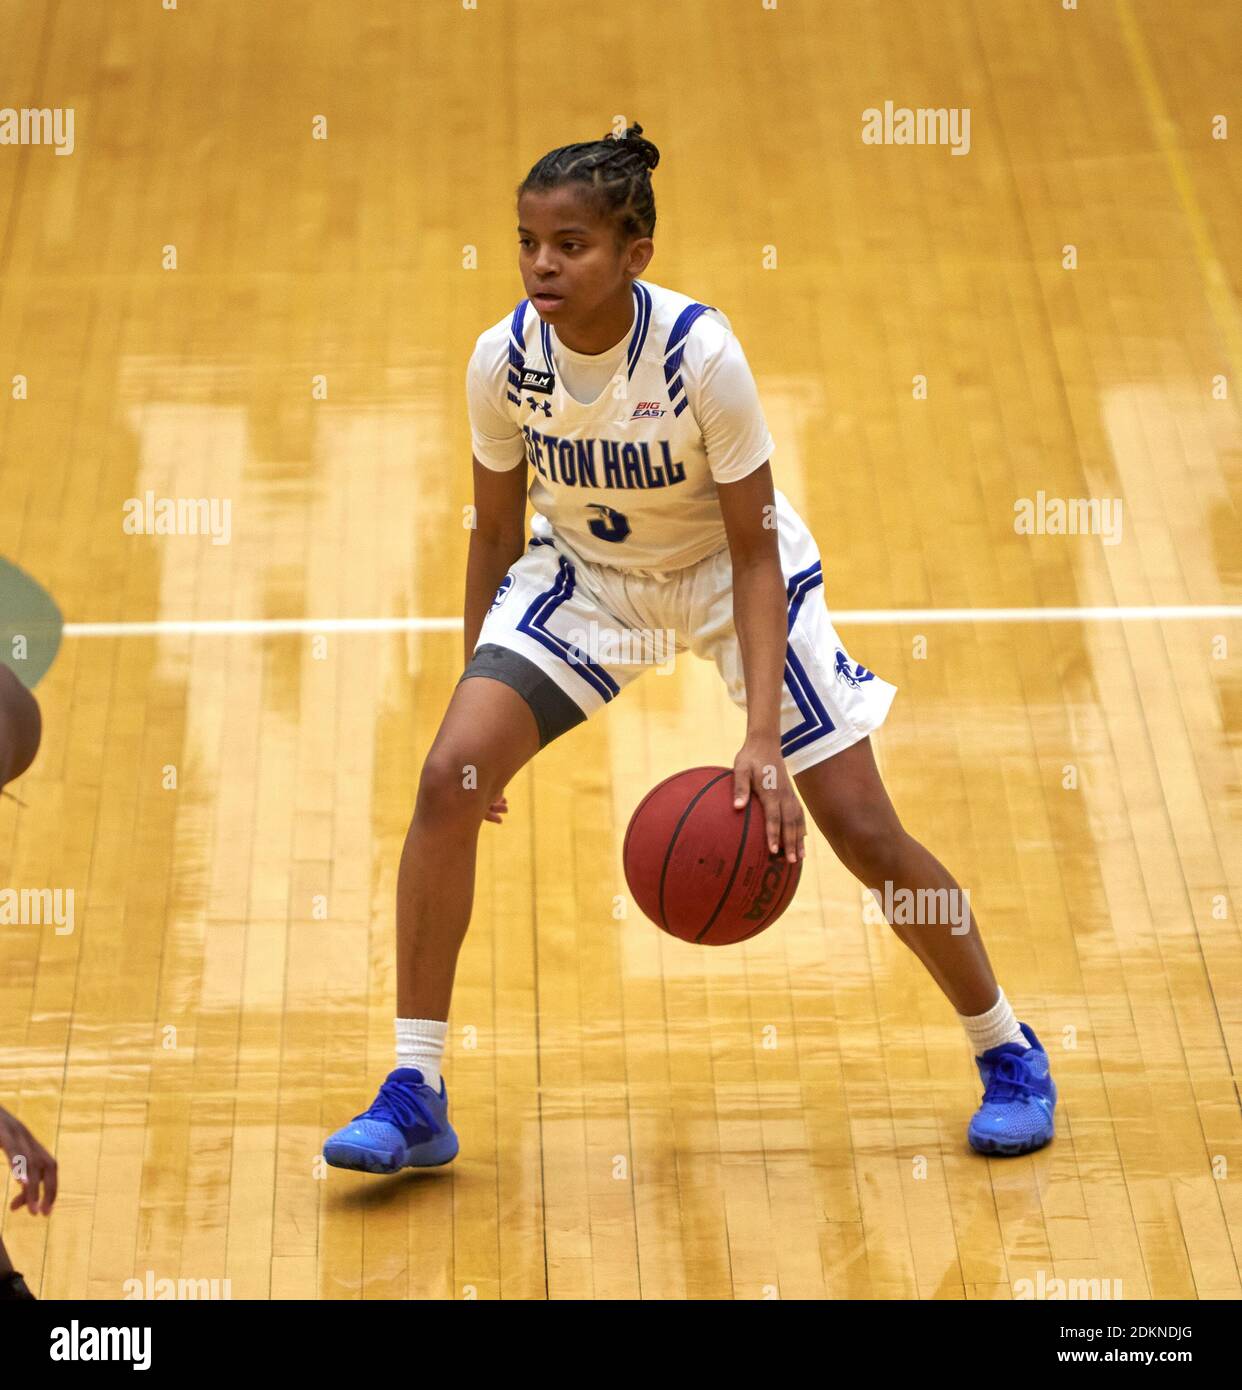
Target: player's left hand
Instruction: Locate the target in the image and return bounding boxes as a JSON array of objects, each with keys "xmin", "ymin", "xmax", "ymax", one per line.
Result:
[
  {"xmin": 0, "ymin": 1107, "xmax": 58, "ymax": 1216},
  {"xmin": 731, "ymin": 735, "xmax": 805, "ymax": 864}
]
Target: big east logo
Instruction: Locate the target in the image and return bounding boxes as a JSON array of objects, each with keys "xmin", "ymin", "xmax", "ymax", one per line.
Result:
[{"xmin": 630, "ymin": 400, "xmax": 666, "ymax": 419}]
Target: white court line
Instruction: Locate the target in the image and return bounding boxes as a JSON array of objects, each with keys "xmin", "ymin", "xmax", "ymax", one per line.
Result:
[
  {"xmin": 62, "ymin": 618, "xmax": 463, "ymax": 636},
  {"xmin": 60, "ymin": 605, "xmax": 1242, "ymax": 637}
]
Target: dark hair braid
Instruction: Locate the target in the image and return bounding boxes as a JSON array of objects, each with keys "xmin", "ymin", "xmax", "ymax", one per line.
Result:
[{"xmin": 517, "ymin": 123, "xmax": 660, "ymax": 243}]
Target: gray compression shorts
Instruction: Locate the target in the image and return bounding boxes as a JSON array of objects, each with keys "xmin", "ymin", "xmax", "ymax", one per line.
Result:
[{"xmin": 457, "ymin": 642, "xmax": 587, "ymax": 748}]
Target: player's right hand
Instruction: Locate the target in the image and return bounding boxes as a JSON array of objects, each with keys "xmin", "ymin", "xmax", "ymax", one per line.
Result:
[{"xmin": 483, "ymin": 788, "xmax": 509, "ymax": 824}]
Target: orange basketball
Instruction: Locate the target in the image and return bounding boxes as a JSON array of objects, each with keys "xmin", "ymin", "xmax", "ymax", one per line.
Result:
[{"xmin": 622, "ymin": 766, "xmax": 801, "ymax": 945}]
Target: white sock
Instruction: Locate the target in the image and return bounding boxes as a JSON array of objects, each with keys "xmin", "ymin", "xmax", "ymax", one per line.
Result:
[
  {"xmin": 959, "ymin": 989, "xmax": 1029, "ymax": 1056},
  {"xmin": 395, "ymin": 1017, "xmax": 448, "ymax": 1090}
]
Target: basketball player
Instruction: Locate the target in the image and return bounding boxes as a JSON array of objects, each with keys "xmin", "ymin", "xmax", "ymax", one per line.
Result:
[
  {"xmin": 324, "ymin": 124, "xmax": 1056, "ymax": 1173},
  {"xmin": 0, "ymin": 663, "xmax": 54, "ymax": 1300}
]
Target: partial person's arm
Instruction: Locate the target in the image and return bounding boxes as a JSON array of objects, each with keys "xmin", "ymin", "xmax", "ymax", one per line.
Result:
[
  {"xmin": 717, "ymin": 462, "xmax": 805, "ymax": 864},
  {"xmin": 0, "ymin": 1105, "xmax": 57, "ymax": 1215},
  {"xmin": 461, "ymin": 333, "xmax": 531, "ymax": 824},
  {"xmin": 463, "ymin": 454, "xmax": 528, "ymax": 669},
  {"xmin": 463, "ymin": 331, "xmax": 530, "ymax": 668},
  {"xmin": 695, "ymin": 323, "xmax": 803, "ymax": 862}
]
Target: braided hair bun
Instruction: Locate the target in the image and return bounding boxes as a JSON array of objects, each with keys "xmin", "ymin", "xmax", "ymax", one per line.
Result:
[
  {"xmin": 520, "ymin": 123, "xmax": 661, "ymax": 241},
  {"xmin": 609, "ymin": 123, "xmax": 660, "ymax": 172}
]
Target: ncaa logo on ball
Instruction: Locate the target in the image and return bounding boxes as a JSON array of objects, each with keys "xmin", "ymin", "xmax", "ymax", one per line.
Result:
[
  {"xmin": 489, "ymin": 575, "xmax": 514, "ymax": 612},
  {"xmin": 742, "ymin": 857, "xmax": 788, "ymax": 922}
]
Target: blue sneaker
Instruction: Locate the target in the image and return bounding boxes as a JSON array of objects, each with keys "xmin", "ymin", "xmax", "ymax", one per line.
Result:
[
  {"xmin": 323, "ymin": 1068, "xmax": 459, "ymax": 1173},
  {"xmin": 968, "ymin": 1023, "xmax": 1057, "ymax": 1156}
]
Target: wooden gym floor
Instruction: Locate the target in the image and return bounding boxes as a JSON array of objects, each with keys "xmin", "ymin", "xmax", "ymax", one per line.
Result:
[{"xmin": 0, "ymin": 0, "xmax": 1239, "ymax": 1299}]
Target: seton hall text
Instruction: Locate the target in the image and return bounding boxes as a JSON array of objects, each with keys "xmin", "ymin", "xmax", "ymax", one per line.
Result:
[{"xmin": 522, "ymin": 426, "xmax": 687, "ymax": 490}]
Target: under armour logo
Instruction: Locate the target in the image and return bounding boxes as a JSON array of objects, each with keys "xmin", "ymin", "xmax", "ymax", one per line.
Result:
[{"xmin": 525, "ymin": 395, "xmax": 551, "ymax": 417}]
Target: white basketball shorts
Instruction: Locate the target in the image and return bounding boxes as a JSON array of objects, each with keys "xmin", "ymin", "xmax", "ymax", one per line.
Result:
[{"xmin": 459, "ymin": 488, "xmax": 897, "ymax": 775}]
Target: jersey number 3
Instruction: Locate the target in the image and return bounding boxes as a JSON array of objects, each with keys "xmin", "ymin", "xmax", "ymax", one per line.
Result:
[{"xmin": 586, "ymin": 504, "xmax": 631, "ymax": 544}]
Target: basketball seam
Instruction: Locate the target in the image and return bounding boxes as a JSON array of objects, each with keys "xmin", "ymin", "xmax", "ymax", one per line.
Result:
[
  {"xmin": 695, "ymin": 794, "xmax": 753, "ymax": 944},
  {"xmin": 623, "ymin": 765, "xmax": 720, "ymax": 870},
  {"xmin": 657, "ymin": 769, "xmax": 733, "ymax": 934}
]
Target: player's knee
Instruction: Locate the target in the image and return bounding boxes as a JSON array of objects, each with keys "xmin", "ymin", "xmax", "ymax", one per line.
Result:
[
  {"xmin": 825, "ymin": 810, "xmax": 904, "ymax": 885},
  {"xmin": 414, "ymin": 749, "xmax": 496, "ymax": 825},
  {"xmin": 0, "ymin": 667, "xmax": 42, "ymax": 787}
]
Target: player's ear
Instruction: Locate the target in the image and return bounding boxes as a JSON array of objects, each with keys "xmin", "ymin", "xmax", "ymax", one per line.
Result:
[{"xmin": 626, "ymin": 236, "xmax": 654, "ymax": 277}]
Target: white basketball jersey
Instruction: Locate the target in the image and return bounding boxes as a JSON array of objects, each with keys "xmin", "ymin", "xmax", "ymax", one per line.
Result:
[{"xmin": 470, "ymin": 278, "xmax": 774, "ymax": 571}]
